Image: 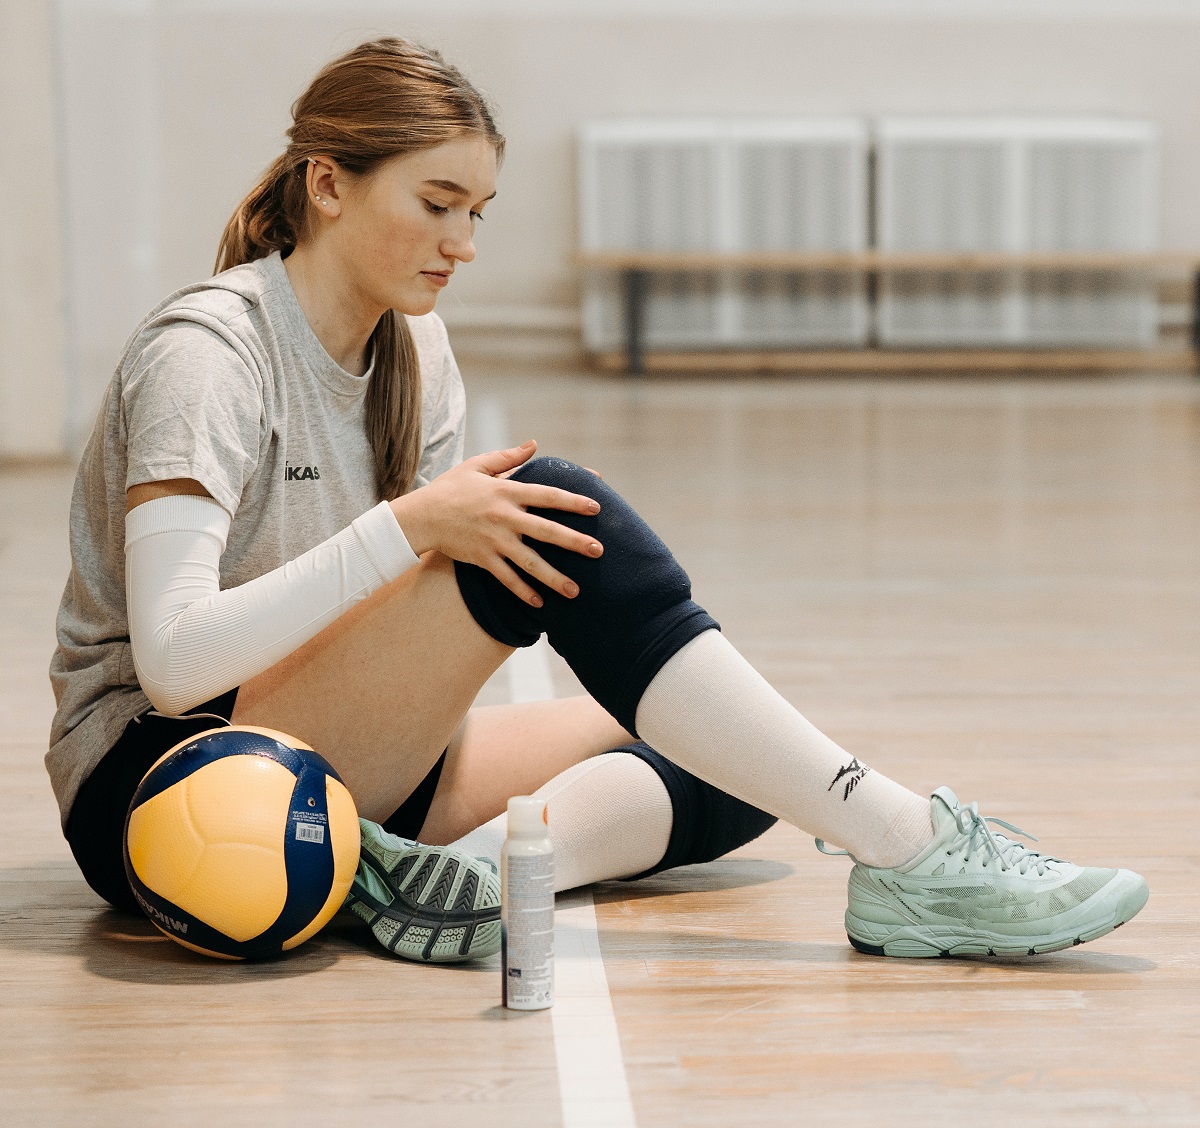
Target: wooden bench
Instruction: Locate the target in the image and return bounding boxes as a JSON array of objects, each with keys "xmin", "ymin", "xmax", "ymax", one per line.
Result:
[{"xmin": 577, "ymin": 249, "xmax": 1200, "ymax": 376}]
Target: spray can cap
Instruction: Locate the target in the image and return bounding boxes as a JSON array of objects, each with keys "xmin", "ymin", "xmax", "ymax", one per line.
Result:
[{"xmin": 507, "ymin": 796, "xmax": 549, "ymax": 839}]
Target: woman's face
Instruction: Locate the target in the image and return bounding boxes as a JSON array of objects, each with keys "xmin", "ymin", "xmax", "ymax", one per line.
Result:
[{"xmin": 326, "ymin": 137, "xmax": 498, "ymax": 318}]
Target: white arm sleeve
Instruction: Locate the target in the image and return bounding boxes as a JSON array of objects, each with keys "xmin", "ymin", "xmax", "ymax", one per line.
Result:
[{"xmin": 125, "ymin": 494, "xmax": 420, "ymax": 716}]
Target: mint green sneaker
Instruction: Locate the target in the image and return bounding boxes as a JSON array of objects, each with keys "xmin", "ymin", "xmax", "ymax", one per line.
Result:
[
  {"xmin": 820, "ymin": 787, "xmax": 1149, "ymax": 958},
  {"xmin": 345, "ymin": 819, "xmax": 501, "ymax": 963}
]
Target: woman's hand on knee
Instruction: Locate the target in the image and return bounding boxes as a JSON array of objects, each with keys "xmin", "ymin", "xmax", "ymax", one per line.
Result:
[{"xmin": 390, "ymin": 440, "xmax": 604, "ymax": 607}]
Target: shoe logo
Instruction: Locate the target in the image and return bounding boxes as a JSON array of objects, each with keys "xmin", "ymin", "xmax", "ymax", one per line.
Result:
[
  {"xmin": 285, "ymin": 463, "xmax": 321, "ymax": 481},
  {"xmin": 828, "ymin": 757, "xmax": 871, "ymax": 800}
]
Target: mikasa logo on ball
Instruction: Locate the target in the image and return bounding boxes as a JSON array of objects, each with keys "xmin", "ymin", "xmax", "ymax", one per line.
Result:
[
  {"xmin": 285, "ymin": 462, "xmax": 321, "ymax": 481},
  {"xmin": 133, "ymin": 888, "xmax": 188, "ymax": 935}
]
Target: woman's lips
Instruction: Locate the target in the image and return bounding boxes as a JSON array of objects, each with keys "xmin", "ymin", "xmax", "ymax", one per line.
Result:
[{"xmin": 422, "ymin": 272, "xmax": 451, "ymax": 288}]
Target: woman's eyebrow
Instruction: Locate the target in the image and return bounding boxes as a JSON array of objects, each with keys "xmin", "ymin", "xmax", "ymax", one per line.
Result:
[{"xmin": 422, "ymin": 178, "xmax": 497, "ymax": 202}]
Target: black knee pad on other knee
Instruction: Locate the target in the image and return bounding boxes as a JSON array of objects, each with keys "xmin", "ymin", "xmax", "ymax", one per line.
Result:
[
  {"xmin": 616, "ymin": 743, "xmax": 778, "ymax": 880},
  {"xmin": 454, "ymin": 457, "xmax": 718, "ymax": 734}
]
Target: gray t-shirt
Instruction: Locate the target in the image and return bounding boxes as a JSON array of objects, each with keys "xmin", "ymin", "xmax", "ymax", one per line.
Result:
[{"xmin": 47, "ymin": 251, "xmax": 466, "ymax": 823}]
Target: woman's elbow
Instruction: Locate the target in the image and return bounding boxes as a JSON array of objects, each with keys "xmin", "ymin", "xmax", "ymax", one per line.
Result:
[{"xmin": 130, "ymin": 645, "xmax": 197, "ymax": 717}]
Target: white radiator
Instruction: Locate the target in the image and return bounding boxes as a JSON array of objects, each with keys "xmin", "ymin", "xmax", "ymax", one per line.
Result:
[
  {"xmin": 875, "ymin": 117, "xmax": 1159, "ymax": 348},
  {"xmin": 578, "ymin": 118, "xmax": 870, "ymax": 351}
]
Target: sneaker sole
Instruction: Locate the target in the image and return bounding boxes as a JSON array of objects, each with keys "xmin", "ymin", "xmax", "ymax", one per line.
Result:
[
  {"xmin": 846, "ymin": 872, "xmax": 1149, "ymax": 959},
  {"xmin": 349, "ymin": 845, "xmax": 502, "ymax": 963}
]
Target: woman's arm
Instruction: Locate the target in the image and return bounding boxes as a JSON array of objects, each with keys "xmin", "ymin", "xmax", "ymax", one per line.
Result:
[
  {"xmin": 126, "ymin": 488, "xmax": 417, "ymax": 715},
  {"xmin": 126, "ymin": 477, "xmax": 214, "ymax": 510},
  {"xmin": 126, "ymin": 443, "xmax": 603, "ymax": 715}
]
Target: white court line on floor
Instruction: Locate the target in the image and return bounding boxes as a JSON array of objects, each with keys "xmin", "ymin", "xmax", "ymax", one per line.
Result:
[
  {"xmin": 553, "ymin": 891, "xmax": 638, "ymax": 1128},
  {"xmin": 474, "ymin": 393, "xmax": 638, "ymax": 1128}
]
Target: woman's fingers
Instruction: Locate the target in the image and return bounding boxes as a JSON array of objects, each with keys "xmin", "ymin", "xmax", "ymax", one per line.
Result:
[
  {"xmin": 473, "ymin": 440, "xmax": 537, "ymax": 477},
  {"xmin": 421, "ymin": 447, "xmax": 605, "ymax": 604},
  {"xmin": 483, "ymin": 525, "xmax": 581, "ymax": 601},
  {"xmin": 508, "ymin": 542, "xmax": 579, "ymax": 600},
  {"xmin": 507, "ymin": 481, "xmax": 602, "ymax": 516},
  {"xmin": 489, "ymin": 557, "xmax": 545, "ymax": 608},
  {"xmin": 515, "ymin": 512, "xmax": 604, "ymax": 558}
]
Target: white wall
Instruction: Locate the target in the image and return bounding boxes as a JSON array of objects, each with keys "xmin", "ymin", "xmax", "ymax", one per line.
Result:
[
  {"xmin": 0, "ymin": 0, "xmax": 67, "ymax": 458},
  {"xmin": 44, "ymin": 0, "xmax": 1200, "ymax": 444}
]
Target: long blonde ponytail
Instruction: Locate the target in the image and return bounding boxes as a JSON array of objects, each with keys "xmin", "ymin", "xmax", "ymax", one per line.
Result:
[{"xmin": 215, "ymin": 37, "xmax": 504, "ymax": 500}]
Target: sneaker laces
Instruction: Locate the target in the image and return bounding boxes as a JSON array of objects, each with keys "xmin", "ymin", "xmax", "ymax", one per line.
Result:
[
  {"xmin": 951, "ymin": 801, "xmax": 1055, "ymax": 876},
  {"xmin": 816, "ymin": 800, "xmax": 1058, "ymax": 875}
]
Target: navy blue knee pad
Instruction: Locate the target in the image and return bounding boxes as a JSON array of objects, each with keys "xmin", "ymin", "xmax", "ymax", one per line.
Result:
[
  {"xmin": 454, "ymin": 457, "xmax": 718, "ymax": 735},
  {"xmin": 616, "ymin": 743, "xmax": 778, "ymax": 880}
]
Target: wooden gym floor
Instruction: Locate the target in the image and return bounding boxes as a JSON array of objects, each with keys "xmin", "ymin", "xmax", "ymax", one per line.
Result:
[{"xmin": 2, "ymin": 365, "xmax": 1199, "ymax": 1125}]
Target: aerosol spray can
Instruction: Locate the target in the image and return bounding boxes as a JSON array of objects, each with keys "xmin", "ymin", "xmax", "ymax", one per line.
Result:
[{"xmin": 501, "ymin": 796, "xmax": 554, "ymax": 1010}]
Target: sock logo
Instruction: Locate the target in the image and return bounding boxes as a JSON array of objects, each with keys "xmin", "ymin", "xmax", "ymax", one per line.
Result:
[{"xmin": 828, "ymin": 757, "xmax": 870, "ymax": 801}]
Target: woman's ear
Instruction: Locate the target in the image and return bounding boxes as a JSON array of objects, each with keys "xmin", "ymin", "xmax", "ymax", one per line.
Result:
[{"xmin": 305, "ymin": 156, "xmax": 343, "ymax": 218}]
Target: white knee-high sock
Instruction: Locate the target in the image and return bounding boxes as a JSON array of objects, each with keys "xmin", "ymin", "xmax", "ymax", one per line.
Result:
[
  {"xmin": 450, "ymin": 753, "xmax": 674, "ymax": 893},
  {"xmin": 635, "ymin": 630, "xmax": 933, "ymax": 868}
]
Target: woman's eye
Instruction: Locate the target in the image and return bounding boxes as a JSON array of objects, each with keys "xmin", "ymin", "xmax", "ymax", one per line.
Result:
[
  {"xmin": 424, "ymin": 200, "xmax": 484, "ymax": 222},
  {"xmin": 420, "ymin": 200, "xmax": 480, "ymax": 222}
]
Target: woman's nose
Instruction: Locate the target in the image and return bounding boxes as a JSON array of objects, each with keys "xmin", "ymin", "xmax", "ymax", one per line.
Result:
[{"xmin": 443, "ymin": 226, "xmax": 476, "ymax": 264}]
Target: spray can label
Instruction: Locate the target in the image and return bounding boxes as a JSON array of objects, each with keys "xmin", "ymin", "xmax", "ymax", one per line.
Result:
[{"xmin": 502, "ymin": 853, "xmax": 555, "ymax": 1009}]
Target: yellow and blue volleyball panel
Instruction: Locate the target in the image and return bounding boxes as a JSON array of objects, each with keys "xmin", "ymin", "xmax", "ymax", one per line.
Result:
[{"xmin": 123, "ymin": 725, "xmax": 359, "ymax": 960}]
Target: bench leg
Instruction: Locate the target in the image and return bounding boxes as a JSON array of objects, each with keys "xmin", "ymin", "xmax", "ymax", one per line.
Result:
[
  {"xmin": 1193, "ymin": 268, "xmax": 1200, "ymax": 367},
  {"xmin": 625, "ymin": 268, "xmax": 647, "ymax": 377}
]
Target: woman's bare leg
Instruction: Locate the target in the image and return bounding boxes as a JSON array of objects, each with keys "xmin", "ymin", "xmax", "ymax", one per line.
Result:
[
  {"xmin": 231, "ymin": 552, "xmax": 512, "ymax": 822},
  {"xmin": 418, "ymin": 696, "xmax": 631, "ymax": 844},
  {"xmin": 231, "ymin": 551, "xmax": 632, "ymax": 826}
]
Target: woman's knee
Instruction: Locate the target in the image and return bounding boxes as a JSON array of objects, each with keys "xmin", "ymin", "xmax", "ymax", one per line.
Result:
[
  {"xmin": 615, "ymin": 743, "xmax": 778, "ymax": 881},
  {"xmin": 507, "ymin": 456, "xmax": 604, "ymax": 498},
  {"xmin": 453, "ymin": 455, "xmax": 719, "ymax": 734},
  {"xmin": 455, "ymin": 455, "xmax": 687, "ymax": 647},
  {"xmin": 508, "ymin": 457, "xmax": 693, "ymax": 610}
]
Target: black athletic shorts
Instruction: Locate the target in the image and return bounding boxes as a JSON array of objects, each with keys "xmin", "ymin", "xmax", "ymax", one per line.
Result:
[{"xmin": 63, "ymin": 689, "xmax": 446, "ymax": 916}]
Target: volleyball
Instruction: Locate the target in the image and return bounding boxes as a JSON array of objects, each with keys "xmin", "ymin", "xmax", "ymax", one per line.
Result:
[{"xmin": 123, "ymin": 725, "xmax": 360, "ymax": 960}]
